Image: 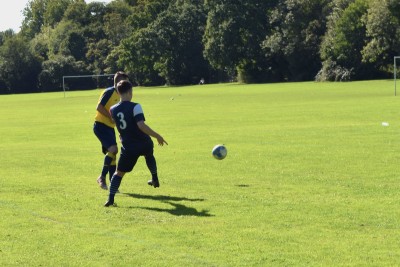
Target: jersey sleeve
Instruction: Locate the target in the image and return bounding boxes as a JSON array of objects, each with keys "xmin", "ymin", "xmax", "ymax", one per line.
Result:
[
  {"xmin": 133, "ymin": 104, "xmax": 145, "ymax": 122},
  {"xmin": 98, "ymin": 88, "xmax": 114, "ymax": 106}
]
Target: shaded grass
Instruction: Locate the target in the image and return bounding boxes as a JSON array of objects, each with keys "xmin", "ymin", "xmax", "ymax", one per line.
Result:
[{"xmin": 0, "ymin": 80, "xmax": 400, "ymax": 266}]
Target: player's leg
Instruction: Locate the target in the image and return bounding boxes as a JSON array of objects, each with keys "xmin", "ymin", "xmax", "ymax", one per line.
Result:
[
  {"xmin": 143, "ymin": 141, "xmax": 159, "ymax": 188},
  {"xmin": 97, "ymin": 150, "xmax": 114, "ymax": 189},
  {"xmin": 104, "ymin": 170, "xmax": 125, "ymax": 207},
  {"xmin": 145, "ymin": 154, "xmax": 159, "ymax": 188},
  {"xmin": 93, "ymin": 122, "xmax": 117, "ymax": 190},
  {"xmin": 93, "ymin": 123, "xmax": 110, "ymax": 189},
  {"xmin": 104, "ymin": 148, "xmax": 139, "ymax": 207},
  {"xmin": 107, "ymin": 145, "xmax": 118, "ymax": 183}
]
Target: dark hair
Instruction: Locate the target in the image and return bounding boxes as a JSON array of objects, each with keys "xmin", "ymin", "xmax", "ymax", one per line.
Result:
[
  {"xmin": 116, "ymin": 80, "xmax": 132, "ymax": 94},
  {"xmin": 114, "ymin": 71, "xmax": 129, "ymax": 86}
]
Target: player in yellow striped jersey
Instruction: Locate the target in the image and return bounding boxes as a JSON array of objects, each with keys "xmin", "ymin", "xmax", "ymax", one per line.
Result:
[{"xmin": 93, "ymin": 71, "xmax": 129, "ymax": 190}]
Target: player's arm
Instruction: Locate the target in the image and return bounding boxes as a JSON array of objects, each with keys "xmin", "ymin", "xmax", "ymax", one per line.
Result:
[
  {"xmin": 97, "ymin": 103, "xmax": 111, "ymax": 118},
  {"xmin": 97, "ymin": 103, "xmax": 114, "ymax": 123},
  {"xmin": 137, "ymin": 121, "xmax": 168, "ymax": 146},
  {"xmin": 97, "ymin": 89, "xmax": 116, "ymax": 124}
]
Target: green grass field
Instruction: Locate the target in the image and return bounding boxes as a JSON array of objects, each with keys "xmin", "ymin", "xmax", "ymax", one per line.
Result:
[{"xmin": 1, "ymin": 80, "xmax": 399, "ymax": 266}]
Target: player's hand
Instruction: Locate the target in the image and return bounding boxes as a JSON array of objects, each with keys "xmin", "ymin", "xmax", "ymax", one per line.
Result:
[{"xmin": 157, "ymin": 136, "xmax": 168, "ymax": 146}]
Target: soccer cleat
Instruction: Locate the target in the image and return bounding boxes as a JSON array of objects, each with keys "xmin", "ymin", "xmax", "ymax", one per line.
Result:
[
  {"xmin": 147, "ymin": 178, "xmax": 160, "ymax": 188},
  {"xmin": 97, "ymin": 176, "xmax": 108, "ymax": 190},
  {"xmin": 104, "ymin": 200, "xmax": 116, "ymax": 207}
]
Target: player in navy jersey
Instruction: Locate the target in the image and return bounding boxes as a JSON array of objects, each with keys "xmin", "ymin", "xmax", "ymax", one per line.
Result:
[
  {"xmin": 104, "ymin": 80, "xmax": 168, "ymax": 207},
  {"xmin": 93, "ymin": 71, "xmax": 129, "ymax": 190}
]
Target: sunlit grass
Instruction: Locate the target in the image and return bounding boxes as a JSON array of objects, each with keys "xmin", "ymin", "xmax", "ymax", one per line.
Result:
[{"xmin": 0, "ymin": 80, "xmax": 399, "ymax": 266}]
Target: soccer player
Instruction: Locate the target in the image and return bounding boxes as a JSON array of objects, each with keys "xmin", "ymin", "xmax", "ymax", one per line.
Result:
[
  {"xmin": 104, "ymin": 80, "xmax": 168, "ymax": 207},
  {"xmin": 93, "ymin": 71, "xmax": 129, "ymax": 190}
]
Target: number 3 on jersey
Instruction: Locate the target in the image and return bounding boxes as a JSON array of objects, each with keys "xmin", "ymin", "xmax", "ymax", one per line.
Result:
[{"xmin": 116, "ymin": 112, "xmax": 127, "ymax": 130}]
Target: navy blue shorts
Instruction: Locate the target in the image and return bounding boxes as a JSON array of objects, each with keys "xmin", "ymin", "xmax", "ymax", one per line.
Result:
[
  {"xmin": 93, "ymin": 122, "xmax": 117, "ymax": 154},
  {"xmin": 118, "ymin": 141, "xmax": 154, "ymax": 173}
]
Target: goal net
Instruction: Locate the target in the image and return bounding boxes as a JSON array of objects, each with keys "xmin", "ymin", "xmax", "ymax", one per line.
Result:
[{"xmin": 62, "ymin": 74, "xmax": 114, "ymax": 97}]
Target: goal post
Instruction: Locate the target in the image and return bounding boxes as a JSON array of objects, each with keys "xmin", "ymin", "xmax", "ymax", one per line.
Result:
[
  {"xmin": 62, "ymin": 74, "xmax": 114, "ymax": 97},
  {"xmin": 394, "ymin": 56, "xmax": 400, "ymax": 96}
]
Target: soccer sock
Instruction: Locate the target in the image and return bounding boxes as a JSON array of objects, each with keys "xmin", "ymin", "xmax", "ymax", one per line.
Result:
[
  {"xmin": 101, "ymin": 152, "xmax": 114, "ymax": 177},
  {"xmin": 145, "ymin": 155, "xmax": 158, "ymax": 179},
  {"xmin": 108, "ymin": 155, "xmax": 117, "ymax": 182},
  {"xmin": 108, "ymin": 165, "xmax": 116, "ymax": 181},
  {"xmin": 108, "ymin": 174, "xmax": 122, "ymax": 203}
]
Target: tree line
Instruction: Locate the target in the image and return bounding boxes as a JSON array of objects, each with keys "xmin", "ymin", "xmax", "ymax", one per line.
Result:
[{"xmin": 0, "ymin": 0, "xmax": 399, "ymax": 94}]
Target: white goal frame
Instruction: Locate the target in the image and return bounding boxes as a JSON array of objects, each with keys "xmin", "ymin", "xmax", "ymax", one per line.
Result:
[
  {"xmin": 62, "ymin": 74, "xmax": 114, "ymax": 97},
  {"xmin": 394, "ymin": 56, "xmax": 400, "ymax": 96}
]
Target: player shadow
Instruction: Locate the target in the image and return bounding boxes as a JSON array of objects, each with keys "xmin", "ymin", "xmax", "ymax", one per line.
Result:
[
  {"xmin": 137, "ymin": 201, "xmax": 213, "ymax": 217},
  {"xmin": 123, "ymin": 193, "xmax": 205, "ymax": 202},
  {"xmin": 123, "ymin": 193, "xmax": 213, "ymax": 217}
]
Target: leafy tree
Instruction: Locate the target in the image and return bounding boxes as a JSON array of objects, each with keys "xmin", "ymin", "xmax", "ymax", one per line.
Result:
[
  {"xmin": 0, "ymin": 30, "xmax": 12, "ymax": 93},
  {"xmin": 106, "ymin": 0, "xmax": 135, "ymax": 18},
  {"xmin": 319, "ymin": 0, "xmax": 373, "ymax": 80},
  {"xmin": 22, "ymin": 0, "xmax": 47, "ymax": 38},
  {"xmin": 0, "ymin": 30, "xmax": 15, "ymax": 46},
  {"xmin": 123, "ymin": 0, "xmax": 138, "ymax": 6},
  {"xmin": 152, "ymin": 0, "xmax": 210, "ymax": 85},
  {"xmin": 119, "ymin": 28, "xmax": 163, "ymax": 85},
  {"xmin": 0, "ymin": 35, "xmax": 41, "ymax": 93},
  {"xmin": 47, "ymin": 20, "xmax": 87, "ymax": 60},
  {"xmin": 38, "ymin": 55, "xmax": 93, "ymax": 91},
  {"xmin": 388, "ymin": 0, "xmax": 400, "ymax": 19},
  {"xmin": 263, "ymin": 0, "xmax": 330, "ymax": 81},
  {"xmin": 84, "ymin": 1, "xmax": 134, "ymax": 75},
  {"xmin": 115, "ymin": 0, "xmax": 173, "ymax": 85},
  {"xmin": 120, "ymin": 0, "xmax": 210, "ymax": 85},
  {"xmin": 21, "ymin": 0, "xmax": 72, "ymax": 38},
  {"xmin": 103, "ymin": 12, "xmax": 132, "ymax": 46},
  {"xmin": 361, "ymin": 0, "xmax": 400, "ymax": 75},
  {"xmin": 104, "ymin": 44, "xmax": 125, "ymax": 74},
  {"xmin": 127, "ymin": 0, "xmax": 172, "ymax": 31},
  {"xmin": 30, "ymin": 26, "xmax": 51, "ymax": 61},
  {"xmin": 44, "ymin": 0, "xmax": 73, "ymax": 27},
  {"xmin": 6, "ymin": 0, "xmax": 400, "ymax": 93},
  {"xmin": 0, "ymin": 79, "xmax": 7, "ymax": 94},
  {"xmin": 63, "ymin": 0, "xmax": 89, "ymax": 25},
  {"xmin": 203, "ymin": 0, "xmax": 277, "ymax": 83},
  {"xmin": 87, "ymin": 1, "xmax": 108, "ymax": 23},
  {"xmin": 86, "ymin": 39, "xmax": 113, "ymax": 73}
]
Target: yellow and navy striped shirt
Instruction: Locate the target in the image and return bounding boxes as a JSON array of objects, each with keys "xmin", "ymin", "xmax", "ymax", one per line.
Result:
[{"xmin": 94, "ymin": 87, "xmax": 120, "ymax": 128}]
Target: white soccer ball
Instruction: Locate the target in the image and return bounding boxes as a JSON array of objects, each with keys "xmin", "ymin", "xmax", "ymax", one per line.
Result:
[{"xmin": 212, "ymin": 144, "xmax": 227, "ymax": 160}]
